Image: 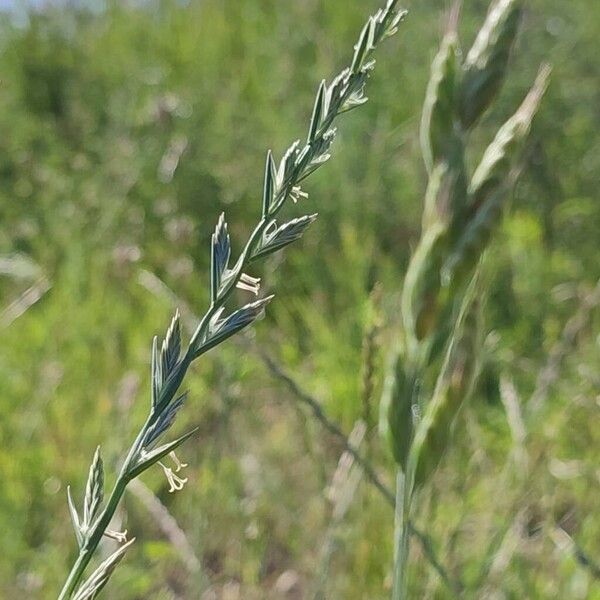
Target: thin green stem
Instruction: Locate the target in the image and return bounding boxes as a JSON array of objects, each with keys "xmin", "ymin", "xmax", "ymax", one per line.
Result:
[
  {"xmin": 392, "ymin": 467, "xmax": 414, "ymax": 600},
  {"xmin": 393, "ymin": 469, "xmax": 405, "ymax": 566},
  {"xmin": 391, "ymin": 358, "xmax": 422, "ymax": 600}
]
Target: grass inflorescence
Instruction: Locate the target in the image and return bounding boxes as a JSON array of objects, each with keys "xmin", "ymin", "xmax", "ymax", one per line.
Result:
[
  {"xmin": 383, "ymin": 1, "xmax": 550, "ymax": 597},
  {"xmin": 57, "ymin": 2, "xmax": 407, "ymax": 598}
]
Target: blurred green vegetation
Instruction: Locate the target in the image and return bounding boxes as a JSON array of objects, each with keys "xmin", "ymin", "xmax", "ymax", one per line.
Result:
[{"xmin": 0, "ymin": 0, "xmax": 598, "ymax": 598}]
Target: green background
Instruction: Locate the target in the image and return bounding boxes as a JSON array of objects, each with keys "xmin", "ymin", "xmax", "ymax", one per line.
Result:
[{"xmin": 0, "ymin": 0, "xmax": 598, "ymax": 597}]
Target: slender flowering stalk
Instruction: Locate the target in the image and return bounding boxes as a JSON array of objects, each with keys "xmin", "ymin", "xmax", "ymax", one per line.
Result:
[
  {"xmin": 381, "ymin": 1, "xmax": 550, "ymax": 597},
  {"xmin": 57, "ymin": 3, "xmax": 407, "ymax": 598}
]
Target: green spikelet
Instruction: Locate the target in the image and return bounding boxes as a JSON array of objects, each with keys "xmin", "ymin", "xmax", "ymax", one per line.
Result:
[
  {"xmin": 443, "ymin": 186, "xmax": 504, "ymax": 290},
  {"xmin": 469, "ymin": 65, "xmax": 550, "ymax": 210},
  {"xmin": 410, "ymin": 293, "xmax": 482, "ymax": 487},
  {"xmin": 403, "ymin": 153, "xmax": 471, "ymax": 344},
  {"xmin": 421, "ymin": 32, "xmax": 459, "ymax": 174},
  {"xmin": 402, "ymin": 220, "xmax": 449, "ymax": 343},
  {"xmin": 443, "ymin": 66, "xmax": 551, "ymax": 285},
  {"xmin": 381, "ymin": 351, "xmax": 416, "ymax": 469},
  {"xmin": 459, "ymin": 0, "xmax": 523, "ymax": 129}
]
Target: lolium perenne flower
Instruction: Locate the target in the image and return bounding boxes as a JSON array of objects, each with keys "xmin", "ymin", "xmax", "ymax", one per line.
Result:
[
  {"xmin": 57, "ymin": 2, "xmax": 407, "ymax": 598},
  {"xmin": 158, "ymin": 460, "xmax": 188, "ymax": 493},
  {"xmin": 382, "ymin": 1, "xmax": 550, "ymax": 598}
]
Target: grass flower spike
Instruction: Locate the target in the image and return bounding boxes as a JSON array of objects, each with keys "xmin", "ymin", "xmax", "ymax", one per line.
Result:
[
  {"xmin": 385, "ymin": 2, "xmax": 550, "ymax": 597},
  {"xmin": 57, "ymin": 2, "xmax": 407, "ymax": 597}
]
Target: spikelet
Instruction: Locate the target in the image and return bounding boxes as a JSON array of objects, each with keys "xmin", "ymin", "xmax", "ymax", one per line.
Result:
[
  {"xmin": 443, "ymin": 65, "xmax": 551, "ymax": 286},
  {"xmin": 410, "ymin": 293, "xmax": 482, "ymax": 487},
  {"xmin": 459, "ymin": 0, "xmax": 523, "ymax": 129},
  {"xmin": 401, "ymin": 221, "xmax": 450, "ymax": 343},
  {"xmin": 421, "ymin": 32, "xmax": 459, "ymax": 174},
  {"xmin": 402, "ymin": 153, "xmax": 470, "ymax": 343},
  {"xmin": 469, "ymin": 64, "xmax": 551, "ymax": 211},
  {"xmin": 380, "ymin": 345, "xmax": 415, "ymax": 469},
  {"xmin": 72, "ymin": 539, "xmax": 136, "ymax": 600}
]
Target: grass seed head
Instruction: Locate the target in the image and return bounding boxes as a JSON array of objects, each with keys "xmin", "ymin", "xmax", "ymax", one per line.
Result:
[{"xmin": 391, "ymin": 2, "xmax": 548, "ymax": 480}]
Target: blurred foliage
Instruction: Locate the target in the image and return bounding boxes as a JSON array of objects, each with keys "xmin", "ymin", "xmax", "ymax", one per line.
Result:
[{"xmin": 0, "ymin": 0, "xmax": 598, "ymax": 598}]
